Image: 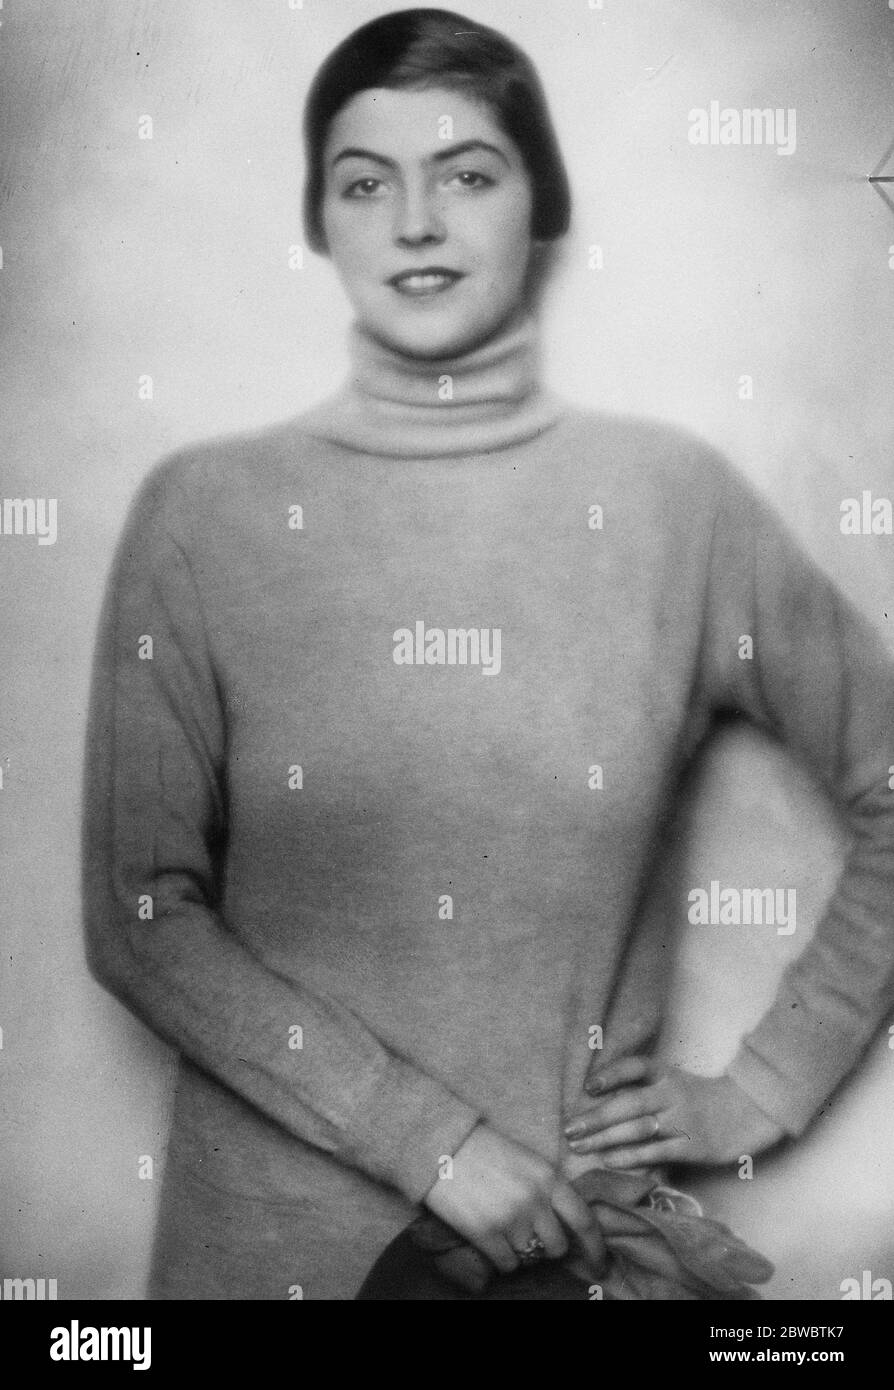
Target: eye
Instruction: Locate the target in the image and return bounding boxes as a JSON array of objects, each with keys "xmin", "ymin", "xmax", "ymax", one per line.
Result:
[
  {"xmin": 445, "ymin": 170, "xmax": 495, "ymax": 190},
  {"xmin": 343, "ymin": 177, "xmax": 387, "ymax": 199}
]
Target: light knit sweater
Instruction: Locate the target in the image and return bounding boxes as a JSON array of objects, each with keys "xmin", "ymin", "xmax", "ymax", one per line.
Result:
[{"xmin": 82, "ymin": 314, "xmax": 894, "ymax": 1299}]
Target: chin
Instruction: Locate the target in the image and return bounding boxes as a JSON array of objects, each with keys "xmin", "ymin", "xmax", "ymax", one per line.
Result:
[
  {"xmin": 361, "ymin": 297, "xmax": 519, "ymax": 361},
  {"xmin": 380, "ymin": 317, "xmax": 511, "ymax": 361}
]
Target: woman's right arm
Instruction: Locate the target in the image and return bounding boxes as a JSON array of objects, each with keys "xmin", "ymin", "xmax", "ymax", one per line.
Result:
[{"xmin": 83, "ymin": 458, "xmax": 594, "ymax": 1264}]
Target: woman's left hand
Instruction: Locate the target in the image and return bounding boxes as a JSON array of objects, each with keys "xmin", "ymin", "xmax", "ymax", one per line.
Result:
[{"xmin": 563, "ymin": 1056, "xmax": 786, "ymax": 1168}]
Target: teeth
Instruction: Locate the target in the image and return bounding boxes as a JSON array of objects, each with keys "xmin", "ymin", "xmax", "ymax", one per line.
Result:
[{"xmin": 396, "ymin": 273, "xmax": 455, "ymax": 289}]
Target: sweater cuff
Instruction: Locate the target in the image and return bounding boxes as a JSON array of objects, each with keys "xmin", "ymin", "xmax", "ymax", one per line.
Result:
[
  {"xmin": 724, "ymin": 1013, "xmax": 870, "ymax": 1137},
  {"xmin": 350, "ymin": 1056, "xmax": 484, "ymax": 1205},
  {"xmin": 724, "ymin": 1047, "xmax": 814, "ymax": 1135}
]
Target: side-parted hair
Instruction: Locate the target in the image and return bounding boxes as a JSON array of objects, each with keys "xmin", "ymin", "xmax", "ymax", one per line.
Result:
[{"xmin": 303, "ymin": 8, "xmax": 572, "ymax": 253}]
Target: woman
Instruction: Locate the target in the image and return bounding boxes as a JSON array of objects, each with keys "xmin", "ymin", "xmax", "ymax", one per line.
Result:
[{"xmin": 82, "ymin": 9, "xmax": 894, "ymax": 1300}]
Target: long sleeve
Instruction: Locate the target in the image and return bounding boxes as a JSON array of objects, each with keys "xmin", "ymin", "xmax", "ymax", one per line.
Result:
[
  {"xmin": 81, "ymin": 457, "xmax": 482, "ymax": 1205},
  {"xmin": 698, "ymin": 462, "xmax": 894, "ymax": 1134}
]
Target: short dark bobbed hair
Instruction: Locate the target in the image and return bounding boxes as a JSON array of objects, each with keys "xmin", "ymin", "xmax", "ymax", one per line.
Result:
[{"xmin": 303, "ymin": 8, "xmax": 572, "ymax": 254}]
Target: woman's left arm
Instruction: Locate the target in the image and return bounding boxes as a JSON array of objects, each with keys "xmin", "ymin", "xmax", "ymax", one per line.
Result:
[{"xmin": 565, "ymin": 459, "xmax": 894, "ymax": 1168}]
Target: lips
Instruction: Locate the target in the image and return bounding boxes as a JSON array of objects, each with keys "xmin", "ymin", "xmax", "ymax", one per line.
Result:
[{"xmin": 387, "ymin": 268, "xmax": 465, "ymax": 296}]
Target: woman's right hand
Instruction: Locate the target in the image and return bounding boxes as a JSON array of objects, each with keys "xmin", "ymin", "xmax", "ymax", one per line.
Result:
[{"xmin": 423, "ymin": 1122, "xmax": 604, "ymax": 1282}]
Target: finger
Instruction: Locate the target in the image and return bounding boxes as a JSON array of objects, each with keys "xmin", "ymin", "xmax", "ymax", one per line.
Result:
[
  {"xmin": 506, "ymin": 1225, "xmax": 538, "ymax": 1262},
  {"xmin": 576, "ymin": 1222, "xmax": 608, "ymax": 1278},
  {"xmin": 600, "ymin": 1135, "xmax": 692, "ymax": 1169},
  {"xmin": 531, "ymin": 1206, "xmax": 569, "ymax": 1260},
  {"xmin": 565, "ymin": 1084, "xmax": 663, "ymax": 1137},
  {"xmin": 479, "ymin": 1232, "xmax": 520, "ymax": 1275},
  {"xmin": 569, "ymin": 1112, "xmax": 666, "ymax": 1154},
  {"xmin": 584, "ymin": 1055, "xmax": 651, "ymax": 1096},
  {"xmin": 548, "ymin": 1180, "xmax": 598, "ymax": 1239},
  {"xmin": 508, "ymin": 1210, "xmax": 567, "ymax": 1262},
  {"xmin": 549, "ymin": 1182, "xmax": 606, "ymax": 1270}
]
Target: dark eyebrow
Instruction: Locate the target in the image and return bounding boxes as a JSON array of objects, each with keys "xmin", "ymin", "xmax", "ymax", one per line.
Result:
[
  {"xmin": 330, "ymin": 139, "xmax": 510, "ymax": 170},
  {"xmin": 431, "ymin": 140, "xmax": 510, "ymax": 168}
]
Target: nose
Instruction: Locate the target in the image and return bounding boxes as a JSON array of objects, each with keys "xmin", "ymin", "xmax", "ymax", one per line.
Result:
[{"xmin": 393, "ymin": 181, "xmax": 446, "ymax": 248}]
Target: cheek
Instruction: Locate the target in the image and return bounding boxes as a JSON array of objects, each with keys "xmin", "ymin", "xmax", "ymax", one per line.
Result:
[
  {"xmin": 464, "ymin": 194, "xmax": 533, "ymax": 270},
  {"xmin": 473, "ymin": 225, "xmax": 533, "ymax": 293},
  {"xmin": 324, "ymin": 211, "xmax": 381, "ymax": 284}
]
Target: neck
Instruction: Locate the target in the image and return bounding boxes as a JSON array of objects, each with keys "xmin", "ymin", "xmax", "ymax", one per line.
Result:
[{"xmin": 301, "ymin": 311, "xmax": 564, "ymax": 459}]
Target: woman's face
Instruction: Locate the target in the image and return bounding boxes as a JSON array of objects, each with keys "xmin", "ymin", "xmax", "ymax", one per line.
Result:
[{"xmin": 320, "ymin": 86, "xmax": 536, "ymax": 359}]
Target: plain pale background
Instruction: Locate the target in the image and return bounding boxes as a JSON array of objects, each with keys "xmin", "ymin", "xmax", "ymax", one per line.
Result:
[{"xmin": 1, "ymin": 0, "xmax": 893, "ymax": 1298}]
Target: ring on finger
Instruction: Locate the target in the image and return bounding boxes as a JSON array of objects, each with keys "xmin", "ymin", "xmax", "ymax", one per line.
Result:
[{"xmin": 516, "ymin": 1234, "xmax": 547, "ymax": 1265}]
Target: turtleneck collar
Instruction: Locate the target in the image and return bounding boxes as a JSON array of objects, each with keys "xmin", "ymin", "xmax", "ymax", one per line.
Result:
[{"xmin": 301, "ymin": 312, "xmax": 564, "ymax": 459}]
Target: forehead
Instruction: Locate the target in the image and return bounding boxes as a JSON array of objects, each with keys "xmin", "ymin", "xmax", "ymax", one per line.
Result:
[{"xmin": 324, "ymin": 86, "xmax": 515, "ymax": 162}]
